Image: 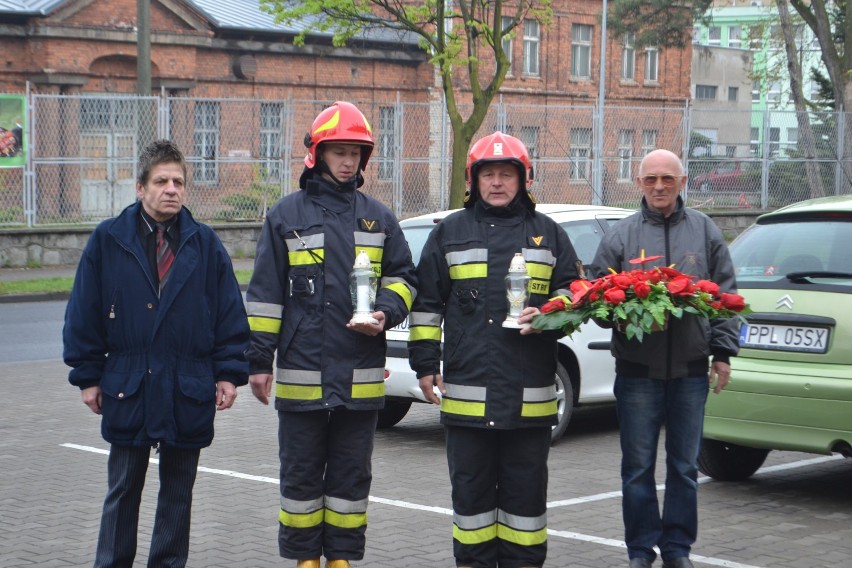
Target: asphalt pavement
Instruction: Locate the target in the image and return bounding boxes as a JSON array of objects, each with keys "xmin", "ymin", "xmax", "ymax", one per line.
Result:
[{"xmin": 1, "ymin": 264, "xmax": 851, "ymax": 567}]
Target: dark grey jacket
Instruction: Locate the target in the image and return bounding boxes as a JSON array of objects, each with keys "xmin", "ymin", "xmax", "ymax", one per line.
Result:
[{"xmin": 591, "ymin": 196, "xmax": 739, "ymax": 379}]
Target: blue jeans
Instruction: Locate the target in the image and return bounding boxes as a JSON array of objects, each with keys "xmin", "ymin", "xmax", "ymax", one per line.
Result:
[{"xmin": 614, "ymin": 374, "xmax": 708, "ymax": 562}]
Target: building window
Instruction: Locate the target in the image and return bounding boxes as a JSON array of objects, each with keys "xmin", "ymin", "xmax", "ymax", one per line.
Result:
[
  {"xmin": 696, "ymin": 84, "xmax": 717, "ymax": 100},
  {"xmin": 377, "ymin": 106, "xmax": 395, "ymax": 180},
  {"xmin": 644, "ymin": 48, "xmax": 659, "ymax": 82},
  {"xmin": 728, "ymin": 86, "xmax": 739, "ymax": 102},
  {"xmin": 259, "ymin": 103, "xmax": 282, "ymax": 181},
  {"xmin": 750, "ymin": 127, "xmax": 760, "ymax": 156},
  {"xmin": 569, "ymin": 127, "xmax": 592, "ymax": 180},
  {"xmin": 502, "ymin": 16, "xmax": 513, "ymax": 75},
  {"xmin": 708, "ymin": 26, "xmax": 722, "ymax": 46},
  {"xmin": 752, "ymin": 79, "xmax": 762, "ymax": 102},
  {"xmin": 786, "ymin": 127, "xmax": 798, "ymax": 151},
  {"xmin": 769, "ymin": 127, "xmax": 780, "ymax": 156},
  {"xmin": 642, "ymin": 130, "xmax": 657, "ymax": 156},
  {"xmin": 621, "ymin": 33, "xmax": 635, "ymax": 81},
  {"xmin": 728, "ymin": 25, "xmax": 742, "ymax": 48},
  {"xmin": 726, "ymin": 145, "xmax": 736, "ymax": 158},
  {"xmin": 768, "ymin": 81, "xmax": 782, "ymax": 104},
  {"xmin": 193, "ymin": 101, "xmax": 219, "ymax": 183},
  {"xmin": 523, "ymin": 20, "xmax": 540, "ymax": 76},
  {"xmin": 571, "ymin": 24, "xmax": 593, "ymax": 79},
  {"xmin": 692, "ymin": 26, "xmax": 702, "ymax": 44},
  {"xmin": 617, "ymin": 130, "xmax": 634, "ymax": 180}
]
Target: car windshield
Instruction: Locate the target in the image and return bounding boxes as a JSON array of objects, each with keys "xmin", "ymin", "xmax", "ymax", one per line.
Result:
[{"xmin": 731, "ymin": 218, "xmax": 852, "ymax": 289}]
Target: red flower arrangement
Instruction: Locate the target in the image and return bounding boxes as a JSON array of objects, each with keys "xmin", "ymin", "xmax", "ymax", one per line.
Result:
[{"xmin": 531, "ymin": 250, "xmax": 751, "ymax": 342}]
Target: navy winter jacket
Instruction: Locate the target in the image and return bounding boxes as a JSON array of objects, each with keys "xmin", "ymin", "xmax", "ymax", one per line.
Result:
[{"xmin": 63, "ymin": 202, "xmax": 250, "ymax": 449}]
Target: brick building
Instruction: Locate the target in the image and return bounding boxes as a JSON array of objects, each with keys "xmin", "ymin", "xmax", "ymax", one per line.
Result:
[{"xmin": 0, "ymin": 0, "xmax": 693, "ymax": 222}]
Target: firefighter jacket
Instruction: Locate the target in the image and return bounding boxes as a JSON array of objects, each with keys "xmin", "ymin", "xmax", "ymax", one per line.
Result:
[
  {"xmin": 591, "ymin": 196, "xmax": 740, "ymax": 379},
  {"xmin": 245, "ymin": 174, "xmax": 417, "ymax": 412},
  {"xmin": 408, "ymin": 200, "xmax": 579, "ymax": 429},
  {"xmin": 63, "ymin": 202, "xmax": 250, "ymax": 449}
]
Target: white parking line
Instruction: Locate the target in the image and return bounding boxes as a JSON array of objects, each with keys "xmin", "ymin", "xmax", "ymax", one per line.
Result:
[
  {"xmin": 65, "ymin": 443, "xmax": 840, "ymax": 568},
  {"xmin": 547, "ymin": 454, "xmax": 843, "ymax": 508}
]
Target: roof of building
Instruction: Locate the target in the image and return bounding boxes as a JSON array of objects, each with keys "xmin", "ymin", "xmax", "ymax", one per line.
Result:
[{"xmin": 0, "ymin": 0, "xmax": 420, "ymax": 46}]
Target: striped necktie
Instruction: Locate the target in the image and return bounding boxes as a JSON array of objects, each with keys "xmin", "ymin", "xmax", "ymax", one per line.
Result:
[{"xmin": 155, "ymin": 223, "xmax": 175, "ymax": 290}]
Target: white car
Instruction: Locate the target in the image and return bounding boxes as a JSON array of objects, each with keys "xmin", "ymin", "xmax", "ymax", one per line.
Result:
[{"xmin": 382, "ymin": 204, "xmax": 634, "ymax": 443}]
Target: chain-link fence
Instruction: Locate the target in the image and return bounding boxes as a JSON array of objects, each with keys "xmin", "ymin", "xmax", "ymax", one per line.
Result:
[{"xmin": 1, "ymin": 92, "xmax": 851, "ymax": 227}]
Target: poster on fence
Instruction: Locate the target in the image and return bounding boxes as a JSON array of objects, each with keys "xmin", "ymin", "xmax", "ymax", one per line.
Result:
[{"xmin": 0, "ymin": 95, "xmax": 25, "ymax": 168}]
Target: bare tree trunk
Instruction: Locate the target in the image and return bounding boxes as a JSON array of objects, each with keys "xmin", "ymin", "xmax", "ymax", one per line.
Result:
[{"xmin": 777, "ymin": 0, "xmax": 825, "ymax": 198}]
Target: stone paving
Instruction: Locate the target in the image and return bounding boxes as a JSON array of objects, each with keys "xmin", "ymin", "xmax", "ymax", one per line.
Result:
[{"xmin": 1, "ymin": 359, "xmax": 850, "ymax": 567}]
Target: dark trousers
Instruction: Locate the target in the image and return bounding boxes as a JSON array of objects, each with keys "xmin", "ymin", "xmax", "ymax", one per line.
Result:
[
  {"xmin": 446, "ymin": 425, "xmax": 551, "ymax": 568},
  {"xmin": 93, "ymin": 444, "xmax": 200, "ymax": 568},
  {"xmin": 278, "ymin": 408, "xmax": 378, "ymax": 561}
]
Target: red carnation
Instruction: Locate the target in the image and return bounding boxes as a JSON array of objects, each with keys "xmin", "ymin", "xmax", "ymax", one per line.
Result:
[
  {"xmin": 540, "ymin": 297, "xmax": 567, "ymax": 314},
  {"xmin": 603, "ymin": 288, "xmax": 626, "ymax": 305},
  {"xmin": 720, "ymin": 293, "xmax": 747, "ymax": 311},
  {"xmin": 666, "ymin": 275, "xmax": 695, "ymax": 296},
  {"xmin": 633, "ymin": 280, "xmax": 651, "ymax": 298},
  {"xmin": 695, "ymin": 279, "xmax": 720, "ymax": 295},
  {"xmin": 611, "ymin": 273, "xmax": 634, "ymax": 290}
]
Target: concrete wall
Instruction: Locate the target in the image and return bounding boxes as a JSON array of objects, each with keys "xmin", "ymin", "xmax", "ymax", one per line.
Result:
[
  {"xmin": 0, "ymin": 213, "xmax": 761, "ymax": 268},
  {"xmin": 0, "ymin": 223, "xmax": 261, "ymax": 268}
]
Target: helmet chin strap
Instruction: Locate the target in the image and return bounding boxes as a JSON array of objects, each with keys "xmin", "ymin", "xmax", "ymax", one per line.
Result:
[{"xmin": 317, "ymin": 159, "xmax": 358, "ymax": 187}]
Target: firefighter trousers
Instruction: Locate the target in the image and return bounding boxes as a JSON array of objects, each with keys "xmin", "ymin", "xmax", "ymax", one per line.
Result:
[
  {"xmin": 445, "ymin": 425, "xmax": 551, "ymax": 568},
  {"xmin": 277, "ymin": 407, "xmax": 378, "ymax": 561}
]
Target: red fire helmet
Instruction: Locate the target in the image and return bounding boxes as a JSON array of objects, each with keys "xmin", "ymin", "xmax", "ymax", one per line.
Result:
[
  {"xmin": 465, "ymin": 131, "xmax": 535, "ymax": 209},
  {"xmin": 304, "ymin": 101, "xmax": 374, "ymax": 171}
]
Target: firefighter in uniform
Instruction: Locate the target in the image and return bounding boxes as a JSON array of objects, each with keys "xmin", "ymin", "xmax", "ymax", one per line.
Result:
[
  {"xmin": 408, "ymin": 132, "xmax": 579, "ymax": 568},
  {"xmin": 246, "ymin": 101, "xmax": 417, "ymax": 568}
]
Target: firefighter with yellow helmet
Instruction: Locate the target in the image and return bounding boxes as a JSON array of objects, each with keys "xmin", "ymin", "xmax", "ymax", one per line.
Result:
[
  {"xmin": 246, "ymin": 101, "xmax": 417, "ymax": 568},
  {"xmin": 409, "ymin": 131, "xmax": 579, "ymax": 567}
]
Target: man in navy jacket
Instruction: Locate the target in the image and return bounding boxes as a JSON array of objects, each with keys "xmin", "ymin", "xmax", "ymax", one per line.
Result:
[{"xmin": 63, "ymin": 140, "xmax": 250, "ymax": 568}]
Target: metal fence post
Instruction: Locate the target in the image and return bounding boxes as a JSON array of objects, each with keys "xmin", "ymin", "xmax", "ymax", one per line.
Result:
[
  {"xmin": 760, "ymin": 107, "xmax": 770, "ymax": 208},
  {"xmin": 836, "ymin": 108, "xmax": 846, "ymax": 196},
  {"xmin": 393, "ymin": 93, "xmax": 403, "ymax": 218}
]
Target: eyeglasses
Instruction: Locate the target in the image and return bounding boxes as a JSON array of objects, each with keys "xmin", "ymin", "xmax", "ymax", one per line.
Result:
[{"xmin": 639, "ymin": 175, "xmax": 681, "ymax": 188}]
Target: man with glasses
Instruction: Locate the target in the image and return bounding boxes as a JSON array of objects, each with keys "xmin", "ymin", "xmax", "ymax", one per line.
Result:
[{"xmin": 591, "ymin": 149, "xmax": 739, "ymax": 568}]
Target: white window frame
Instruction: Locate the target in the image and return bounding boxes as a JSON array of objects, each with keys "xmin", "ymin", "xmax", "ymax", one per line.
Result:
[
  {"xmin": 193, "ymin": 101, "xmax": 219, "ymax": 183},
  {"xmin": 522, "ymin": 20, "xmax": 540, "ymax": 76},
  {"xmin": 260, "ymin": 103, "xmax": 282, "ymax": 181},
  {"xmin": 641, "ymin": 130, "xmax": 657, "ymax": 156},
  {"xmin": 621, "ymin": 33, "xmax": 635, "ymax": 81},
  {"xmin": 728, "ymin": 25, "xmax": 742, "ymax": 48},
  {"xmin": 571, "ymin": 24, "xmax": 593, "ymax": 80},
  {"xmin": 708, "ymin": 26, "xmax": 722, "ymax": 46},
  {"xmin": 569, "ymin": 127, "xmax": 592, "ymax": 180},
  {"xmin": 617, "ymin": 130, "xmax": 634, "ymax": 180},
  {"xmin": 502, "ymin": 16, "xmax": 514, "ymax": 75},
  {"xmin": 644, "ymin": 47, "xmax": 659, "ymax": 82},
  {"xmin": 377, "ymin": 106, "xmax": 395, "ymax": 181}
]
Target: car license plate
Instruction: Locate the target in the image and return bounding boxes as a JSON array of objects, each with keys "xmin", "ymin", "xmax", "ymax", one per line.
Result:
[{"xmin": 739, "ymin": 323, "xmax": 829, "ymax": 354}]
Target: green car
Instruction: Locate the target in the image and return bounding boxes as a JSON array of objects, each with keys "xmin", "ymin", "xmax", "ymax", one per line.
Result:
[{"xmin": 699, "ymin": 195, "xmax": 852, "ymax": 481}]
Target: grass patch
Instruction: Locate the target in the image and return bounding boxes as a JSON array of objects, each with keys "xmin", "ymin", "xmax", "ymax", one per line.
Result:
[
  {"xmin": 0, "ymin": 270, "xmax": 254, "ymax": 296},
  {"xmin": 0, "ymin": 277, "xmax": 74, "ymax": 296}
]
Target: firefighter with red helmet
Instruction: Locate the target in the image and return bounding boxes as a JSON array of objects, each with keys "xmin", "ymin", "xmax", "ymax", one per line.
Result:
[
  {"xmin": 409, "ymin": 131, "xmax": 580, "ymax": 567},
  {"xmin": 246, "ymin": 101, "xmax": 417, "ymax": 568}
]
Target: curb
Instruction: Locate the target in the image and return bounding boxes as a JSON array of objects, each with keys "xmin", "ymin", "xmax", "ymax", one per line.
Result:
[
  {"xmin": 0, "ymin": 284, "xmax": 249, "ymax": 305},
  {"xmin": 0, "ymin": 291, "xmax": 70, "ymax": 304}
]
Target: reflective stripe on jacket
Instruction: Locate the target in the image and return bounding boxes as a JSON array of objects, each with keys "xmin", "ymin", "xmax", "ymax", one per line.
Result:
[
  {"xmin": 408, "ymin": 203, "xmax": 578, "ymax": 429},
  {"xmin": 245, "ymin": 175, "xmax": 416, "ymax": 411}
]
